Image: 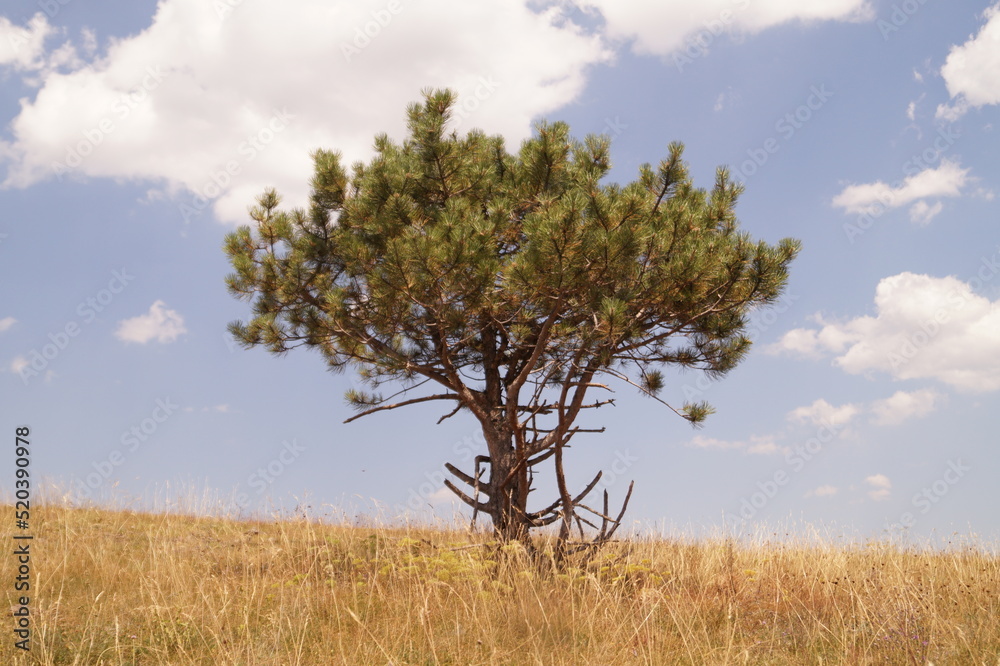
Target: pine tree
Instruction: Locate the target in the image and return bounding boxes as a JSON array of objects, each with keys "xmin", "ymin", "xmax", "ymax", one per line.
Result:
[{"xmin": 224, "ymin": 88, "xmax": 799, "ymax": 554}]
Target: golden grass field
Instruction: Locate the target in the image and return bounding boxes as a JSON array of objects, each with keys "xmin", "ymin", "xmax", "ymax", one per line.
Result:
[{"xmin": 1, "ymin": 497, "xmax": 999, "ymax": 665}]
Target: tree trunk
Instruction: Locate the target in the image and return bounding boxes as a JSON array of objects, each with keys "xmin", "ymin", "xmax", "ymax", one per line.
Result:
[{"xmin": 483, "ymin": 437, "xmax": 531, "ymax": 543}]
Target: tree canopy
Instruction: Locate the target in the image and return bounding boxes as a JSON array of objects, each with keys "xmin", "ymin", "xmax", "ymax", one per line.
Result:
[{"xmin": 224, "ymin": 88, "xmax": 799, "ymax": 553}]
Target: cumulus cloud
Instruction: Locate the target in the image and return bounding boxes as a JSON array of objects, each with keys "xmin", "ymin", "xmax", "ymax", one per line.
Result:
[
  {"xmin": 772, "ymin": 272, "xmax": 1000, "ymax": 392},
  {"xmin": 831, "ymin": 159, "xmax": 970, "ymax": 223},
  {"xmin": 865, "ymin": 474, "xmax": 891, "ymax": 501},
  {"xmin": 0, "ymin": 317, "xmax": 16, "ymax": 333},
  {"xmin": 115, "ymin": 301, "xmax": 187, "ymax": 344},
  {"xmin": 577, "ymin": 0, "xmax": 872, "ymax": 58},
  {"xmin": 0, "ymin": 0, "xmax": 610, "ymax": 224},
  {"xmin": 0, "ymin": 14, "xmax": 55, "ymax": 71},
  {"xmin": 937, "ymin": 3, "xmax": 1000, "ymax": 120},
  {"xmin": 870, "ymin": 389, "xmax": 943, "ymax": 426},
  {"xmin": 787, "ymin": 398, "xmax": 861, "ymax": 427},
  {"xmin": 806, "ymin": 485, "xmax": 838, "ymax": 497}
]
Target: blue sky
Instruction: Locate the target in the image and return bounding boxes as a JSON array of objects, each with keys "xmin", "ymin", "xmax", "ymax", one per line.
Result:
[{"xmin": 2, "ymin": 0, "xmax": 999, "ymax": 545}]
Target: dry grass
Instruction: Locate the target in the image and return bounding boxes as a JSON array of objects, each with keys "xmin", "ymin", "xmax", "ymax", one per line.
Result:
[{"xmin": 1, "ymin": 498, "xmax": 999, "ymax": 665}]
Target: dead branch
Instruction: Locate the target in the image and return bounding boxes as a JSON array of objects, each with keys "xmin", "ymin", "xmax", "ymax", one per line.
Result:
[
  {"xmin": 443, "ymin": 479, "xmax": 490, "ymax": 512},
  {"xmin": 343, "ymin": 393, "xmax": 461, "ymax": 423},
  {"xmin": 436, "ymin": 402, "xmax": 464, "ymax": 424}
]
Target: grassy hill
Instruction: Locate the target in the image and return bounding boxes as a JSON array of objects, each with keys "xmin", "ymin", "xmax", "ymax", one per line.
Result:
[{"xmin": 1, "ymin": 502, "xmax": 998, "ymax": 664}]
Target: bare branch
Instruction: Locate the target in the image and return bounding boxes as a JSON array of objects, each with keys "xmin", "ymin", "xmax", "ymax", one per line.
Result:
[
  {"xmin": 528, "ymin": 471, "xmax": 603, "ymax": 520},
  {"xmin": 343, "ymin": 393, "xmax": 461, "ymax": 424},
  {"xmin": 603, "ymin": 480, "xmax": 634, "ymax": 541},
  {"xmin": 600, "ymin": 367, "xmax": 691, "ymax": 421},
  {"xmin": 526, "ymin": 448, "xmax": 556, "ymax": 466},
  {"xmin": 444, "ymin": 462, "xmax": 488, "ymax": 494},
  {"xmin": 436, "ymin": 402, "xmax": 463, "ymax": 425},
  {"xmin": 442, "ymin": 479, "xmax": 490, "ymax": 512}
]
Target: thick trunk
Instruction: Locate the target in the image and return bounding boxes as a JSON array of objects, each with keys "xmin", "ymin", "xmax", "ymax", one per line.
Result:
[{"xmin": 482, "ymin": 427, "xmax": 532, "ymax": 543}]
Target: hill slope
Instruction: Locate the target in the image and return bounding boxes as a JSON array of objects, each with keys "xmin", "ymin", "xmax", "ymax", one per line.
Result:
[{"xmin": 1, "ymin": 503, "xmax": 998, "ymax": 664}]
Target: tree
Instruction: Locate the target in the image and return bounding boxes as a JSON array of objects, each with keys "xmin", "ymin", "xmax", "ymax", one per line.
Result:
[{"xmin": 224, "ymin": 88, "xmax": 799, "ymax": 555}]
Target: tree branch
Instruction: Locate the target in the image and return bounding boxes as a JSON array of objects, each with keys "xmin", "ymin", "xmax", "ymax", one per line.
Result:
[{"xmin": 343, "ymin": 393, "xmax": 460, "ymax": 424}]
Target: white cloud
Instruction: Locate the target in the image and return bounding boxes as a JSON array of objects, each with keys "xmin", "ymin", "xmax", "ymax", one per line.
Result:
[
  {"xmin": 865, "ymin": 473, "xmax": 891, "ymax": 501},
  {"xmin": 871, "ymin": 389, "xmax": 943, "ymax": 426},
  {"xmin": 936, "ymin": 98, "xmax": 969, "ymax": 122},
  {"xmin": 831, "ymin": 159, "xmax": 970, "ymax": 221},
  {"xmin": 688, "ymin": 435, "xmax": 743, "ymax": 451},
  {"xmin": 746, "ymin": 436, "xmax": 781, "ymax": 455},
  {"xmin": 194, "ymin": 404, "xmax": 233, "ymax": 413},
  {"xmin": 0, "ymin": 317, "xmax": 16, "ymax": 333},
  {"xmin": 769, "ymin": 327, "xmax": 822, "ymax": 357},
  {"xmin": 807, "ymin": 485, "xmax": 838, "ymax": 497},
  {"xmin": 787, "ymin": 398, "xmax": 861, "ymax": 427},
  {"xmin": 937, "ymin": 3, "xmax": 1000, "ymax": 120},
  {"xmin": 908, "ymin": 200, "xmax": 943, "ymax": 225},
  {"xmin": 577, "ymin": 0, "xmax": 872, "ymax": 57},
  {"xmin": 688, "ymin": 434, "xmax": 781, "ymax": 455},
  {"xmin": 906, "ymin": 100, "xmax": 916, "ymax": 121},
  {"xmin": 0, "ymin": 14, "xmax": 55, "ymax": 71},
  {"xmin": 10, "ymin": 356, "xmax": 28, "ymax": 375},
  {"xmin": 427, "ymin": 486, "xmax": 460, "ymax": 507},
  {"xmin": 772, "ymin": 272, "xmax": 1000, "ymax": 392},
  {"xmin": 0, "ymin": 0, "xmax": 610, "ymax": 224},
  {"xmin": 115, "ymin": 301, "xmax": 187, "ymax": 344}
]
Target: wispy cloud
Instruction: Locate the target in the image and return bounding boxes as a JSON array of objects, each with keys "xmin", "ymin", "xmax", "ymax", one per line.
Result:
[
  {"xmin": 865, "ymin": 474, "xmax": 891, "ymax": 501},
  {"xmin": 10, "ymin": 356, "xmax": 29, "ymax": 374},
  {"xmin": 687, "ymin": 434, "xmax": 782, "ymax": 455},
  {"xmin": 576, "ymin": 0, "xmax": 873, "ymax": 57}
]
